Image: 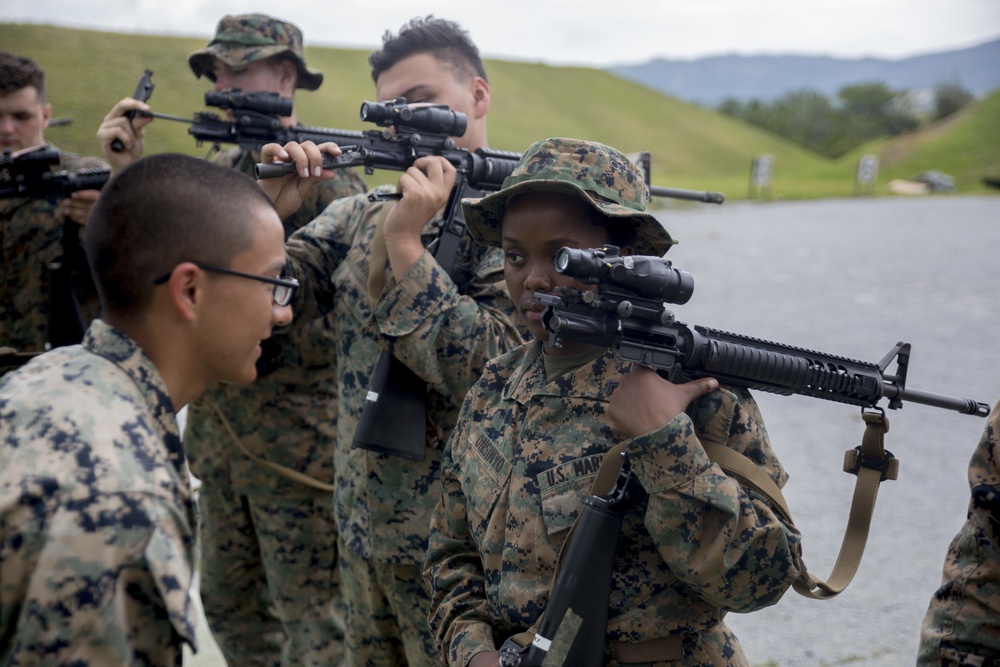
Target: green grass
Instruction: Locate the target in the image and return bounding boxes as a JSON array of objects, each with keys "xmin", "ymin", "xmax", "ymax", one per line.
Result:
[
  {"xmin": 838, "ymin": 90, "xmax": 1000, "ymax": 194},
  {"xmin": 3, "ymin": 22, "xmax": 998, "ymax": 201}
]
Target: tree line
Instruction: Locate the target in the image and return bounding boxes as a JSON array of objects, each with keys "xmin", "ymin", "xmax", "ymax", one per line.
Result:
[{"xmin": 718, "ymin": 81, "xmax": 975, "ymax": 159}]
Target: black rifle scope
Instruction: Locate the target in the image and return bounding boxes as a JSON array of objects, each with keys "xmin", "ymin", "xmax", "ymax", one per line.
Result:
[
  {"xmin": 1, "ymin": 147, "xmax": 61, "ymax": 171},
  {"xmin": 555, "ymin": 246, "xmax": 694, "ymax": 305},
  {"xmin": 359, "ymin": 97, "xmax": 467, "ymax": 137},
  {"xmin": 204, "ymin": 90, "xmax": 293, "ymax": 117}
]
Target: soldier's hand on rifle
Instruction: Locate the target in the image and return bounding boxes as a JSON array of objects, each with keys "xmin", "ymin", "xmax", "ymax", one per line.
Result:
[
  {"xmin": 383, "ymin": 155, "xmax": 457, "ymax": 277},
  {"xmin": 259, "ymin": 140, "xmax": 345, "ymax": 220},
  {"xmin": 610, "ymin": 365, "xmax": 718, "ymax": 438},
  {"xmin": 97, "ymin": 98, "xmax": 153, "ymax": 171},
  {"xmin": 58, "ymin": 189, "xmax": 101, "ymax": 226},
  {"xmin": 469, "ymin": 650, "xmax": 501, "ymax": 667}
]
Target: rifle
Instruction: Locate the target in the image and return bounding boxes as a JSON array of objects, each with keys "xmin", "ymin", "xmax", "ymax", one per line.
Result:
[
  {"xmin": 499, "ymin": 451, "xmax": 645, "ymax": 667},
  {"xmin": 0, "ymin": 148, "xmax": 111, "ymax": 200},
  {"xmin": 1, "ymin": 148, "xmax": 110, "ymax": 349},
  {"xmin": 115, "ymin": 70, "xmax": 374, "ymax": 155},
  {"xmin": 539, "ymin": 245, "xmax": 988, "ymax": 417}
]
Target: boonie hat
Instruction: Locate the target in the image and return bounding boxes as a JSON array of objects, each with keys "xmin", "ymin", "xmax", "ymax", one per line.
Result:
[
  {"xmin": 462, "ymin": 137, "xmax": 675, "ymax": 256},
  {"xmin": 188, "ymin": 13, "xmax": 324, "ymax": 91}
]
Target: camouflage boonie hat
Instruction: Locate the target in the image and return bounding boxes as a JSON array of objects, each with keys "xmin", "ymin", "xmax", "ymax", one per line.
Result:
[
  {"xmin": 463, "ymin": 137, "xmax": 675, "ymax": 256},
  {"xmin": 188, "ymin": 14, "xmax": 323, "ymax": 91}
]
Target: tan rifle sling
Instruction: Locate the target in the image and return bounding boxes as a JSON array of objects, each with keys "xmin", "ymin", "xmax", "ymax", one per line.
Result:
[{"xmin": 203, "ymin": 397, "xmax": 336, "ymax": 493}]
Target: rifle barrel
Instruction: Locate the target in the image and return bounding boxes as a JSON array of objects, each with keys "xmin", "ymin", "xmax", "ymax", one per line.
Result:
[
  {"xmin": 882, "ymin": 384, "xmax": 990, "ymax": 417},
  {"xmin": 138, "ymin": 110, "xmax": 197, "ymax": 124},
  {"xmin": 648, "ymin": 185, "xmax": 724, "ymax": 204}
]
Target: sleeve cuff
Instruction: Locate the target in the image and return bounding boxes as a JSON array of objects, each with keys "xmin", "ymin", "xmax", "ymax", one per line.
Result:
[
  {"xmin": 628, "ymin": 411, "xmax": 716, "ymax": 494},
  {"xmin": 370, "ymin": 250, "xmax": 450, "ymax": 336}
]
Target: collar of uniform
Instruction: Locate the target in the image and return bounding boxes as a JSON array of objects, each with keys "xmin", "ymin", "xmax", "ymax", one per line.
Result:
[
  {"xmin": 83, "ymin": 319, "xmax": 186, "ymax": 470},
  {"xmin": 504, "ymin": 340, "xmax": 622, "ymax": 405}
]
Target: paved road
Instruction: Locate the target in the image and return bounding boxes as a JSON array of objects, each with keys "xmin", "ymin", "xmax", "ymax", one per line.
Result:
[
  {"xmin": 660, "ymin": 195, "xmax": 1000, "ymax": 666},
  {"xmin": 185, "ymin": 195, "xmax": 1000, "ymax": 666}
]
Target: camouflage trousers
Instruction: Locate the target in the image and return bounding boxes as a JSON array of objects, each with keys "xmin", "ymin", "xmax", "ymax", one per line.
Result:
[
  {"xmin": 338, "ymin": 543, "xmax": 440, "ymax": 667},
  {"xmin": 197, "ymin": 473, "xmax": 344, "ymax": 667}
]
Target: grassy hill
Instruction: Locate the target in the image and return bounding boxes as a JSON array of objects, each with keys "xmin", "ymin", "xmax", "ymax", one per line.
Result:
[
  {"xmin": 840, "ymin": 89, "xmax": 1000, "ymax": 191},
  {"xmin": 3, "ymin": 23, "xmax": 997, "ymax": 201}
]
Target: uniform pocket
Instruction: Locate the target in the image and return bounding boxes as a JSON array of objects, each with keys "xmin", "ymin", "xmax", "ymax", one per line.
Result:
[
  {"xmin": 537, "ymin": 453, "xmax": 605, "ymax": 538},
  {"xmin": 460, "ymin": 426, "xmax": 510, "ymax": 523}
]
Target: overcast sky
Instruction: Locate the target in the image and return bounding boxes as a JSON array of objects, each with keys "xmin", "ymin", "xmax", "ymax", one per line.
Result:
[{"xmin": 4, "ymin": 0, "xmax": 999, "ymax": 66}]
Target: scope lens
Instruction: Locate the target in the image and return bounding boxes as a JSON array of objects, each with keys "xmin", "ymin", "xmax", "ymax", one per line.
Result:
[{"xmin": 555, "ymin": 248, "xmax": 571, "ymax": 273}]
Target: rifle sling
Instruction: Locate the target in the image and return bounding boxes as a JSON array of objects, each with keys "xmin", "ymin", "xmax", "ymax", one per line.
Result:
[
  {"xmin": 204, "ymin": 397, "xmax": 335, "ymax": 493},
  {"xmin": 791, "ymin": 409, "xmax": 897, "ymax": 599},
  {"xmin": 505, "ymin": 409, "xmax": 897, "ymax": 658}
]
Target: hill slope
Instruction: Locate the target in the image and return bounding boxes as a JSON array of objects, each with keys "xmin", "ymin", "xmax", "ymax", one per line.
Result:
[
  {"xmin": 1, "ymin": 23, "xmax": 828, "ymax": 200},
  {"xmin": 2, "ymin": 24, "xmax": 997, "ymax": 200}
]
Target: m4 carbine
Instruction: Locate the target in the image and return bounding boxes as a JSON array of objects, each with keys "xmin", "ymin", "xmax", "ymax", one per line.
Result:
[
  {"xmin": 114, "ymin": 69, "xmax": 377, "ymax": 155},
  {"xmin": 540, "ymin": 245, "xmax": 989, "ymax": 417},
  {"xmin": 1, "ymin": 148, "xmax": 110, "ymax": 201}
]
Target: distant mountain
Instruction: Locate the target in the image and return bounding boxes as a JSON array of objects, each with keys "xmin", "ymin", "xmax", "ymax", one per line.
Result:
[{"xmin": 610, "ymin": 37, "xmax": 1000, "ymax": 108}]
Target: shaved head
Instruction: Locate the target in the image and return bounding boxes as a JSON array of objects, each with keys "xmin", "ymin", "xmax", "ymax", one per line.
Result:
[{"xmin": 86, "ymin": 153, "xmax": 278, "ymax": 317}]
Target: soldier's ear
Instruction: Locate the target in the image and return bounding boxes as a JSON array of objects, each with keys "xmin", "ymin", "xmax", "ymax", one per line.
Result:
[
  {"xmin": 164, "ymin": 262, "xmax": 205, "ymax": 323},
  {"xmin": 469, "ymin": 76, "xmax": 490, "ymax": 119},
  {"xmin": 276, "ymin": 58, "xmax": 298, "ymax": 93}
]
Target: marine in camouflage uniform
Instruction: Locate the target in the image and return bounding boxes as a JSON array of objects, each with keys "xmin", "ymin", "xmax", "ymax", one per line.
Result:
[
  {"xmin": 2, "ymin": 146, "xmax": 106, "ymax": 353},
  {"xmin": 423, "ymin": 138, "xmax": 805, "ymax": 667},
  {"xmin": 0, "ymin": 319, "xmax": 197, "ymax": 665},
  {"xmin": 2, "ymin": 49, "xmax": 107, "ymax": 354},
  {"xmin": 918, "ymin": 399, "xmax": 1000, "ymax": 666},
  {"xmin": 282, "ymin": 179, "xmax": 524, "ymax": 665},
  {"xmin": 264, "ymin": 17, "xmax": 527, "ymax": 665},
  {"xmin": 180, "ymin": 14, "xmax": 366, "ymax": 667}
]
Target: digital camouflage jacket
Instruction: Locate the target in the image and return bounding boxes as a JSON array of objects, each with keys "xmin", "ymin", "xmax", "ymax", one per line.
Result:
[
  {"xmin": 286, "ymin": 186, "xmax": 525, "ymax": 564},
  {"xmin": 0, "ymin": 319, "xmax": 197, "ymax": 665},
  {"xmin": 425, "ymin": 342, "xmax": 805, "ymax": 667}
]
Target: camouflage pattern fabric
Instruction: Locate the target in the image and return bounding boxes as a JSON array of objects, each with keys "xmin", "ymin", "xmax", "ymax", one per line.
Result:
[
  {"xmin": 0, "ymin": 145, "xmax": 107, "ymax": 352},
  {"xmin": 284, "ymin": 184, "xmax": 525, "ymax": 664},
  {"xmin": 182, "ymin": 147, "xmax": 365, "ymax": 667},
  {"xmin": 424, "ymin": 342, "xmax": 804, "ymax": 667},
  {"xmin": 189, "ymin": 13, "xmax": 324, "ymax": 90},
  {"xmin": 339, "ymin": 548, "xmax": 440, "ymax": 667},
  {"xmin": 0, "ymin": 319, "xmax": 197, "ymax": 665},
  {"xmin": 462, "ymin": 137, "xmax": 675, "ymax": 257},
  {"xmin": 918, "ymin": 399, "xmax": 1000, "ymax": 666}
]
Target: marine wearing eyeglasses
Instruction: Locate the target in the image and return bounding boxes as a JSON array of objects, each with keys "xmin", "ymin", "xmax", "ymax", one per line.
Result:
[
  {"xmin": 96, "ymin": 15, "xmax": 366, "ymax": 665},
  {"xmin": 0, "ymin": 153, "xmax": 289, "ymax": 665}
]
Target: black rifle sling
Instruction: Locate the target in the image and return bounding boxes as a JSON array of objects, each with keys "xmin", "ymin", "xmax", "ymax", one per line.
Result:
[{"xmin": 352, "ymin": 180, "xmax": 481, "ymax": 459}]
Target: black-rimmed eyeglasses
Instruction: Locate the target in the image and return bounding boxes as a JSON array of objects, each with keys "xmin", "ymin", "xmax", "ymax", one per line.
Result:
[{"xmin": 153, "ymin": 262, "xmax": 299, "ymax": 307}]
